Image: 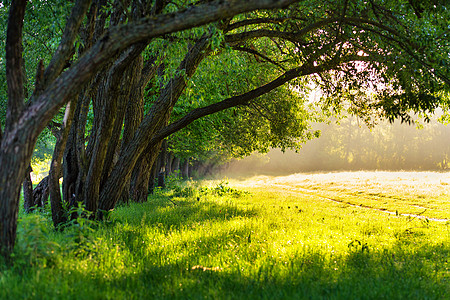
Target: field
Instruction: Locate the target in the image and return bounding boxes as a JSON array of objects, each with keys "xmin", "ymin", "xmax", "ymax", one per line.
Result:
[{"xmin": 1, "ymin": 171, "xmax": 449, "ymax": 299}]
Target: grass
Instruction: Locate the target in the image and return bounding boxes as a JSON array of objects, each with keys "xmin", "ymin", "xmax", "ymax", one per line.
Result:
[{"xmin": 1, "ymin": 173, "xmax": 449, "ymax": 299}]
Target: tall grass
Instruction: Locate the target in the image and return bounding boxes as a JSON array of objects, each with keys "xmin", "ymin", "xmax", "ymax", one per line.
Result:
[{"xmin": 1, "ymin": 178, "xmax": 449, "ymax": 299}]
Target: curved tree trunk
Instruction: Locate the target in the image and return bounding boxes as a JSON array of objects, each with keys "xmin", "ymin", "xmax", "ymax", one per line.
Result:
[
  {"xmin": 0, "ymin": 0, "xmax": 301, "ymax": 259},
  {"xmin": 99, "ymin": 36, "xmax": 212, "ymax": 212},
  {"xmin": 1, "ymin": 0, "xmax": 28, "ymax": 259},
  {"xmin": 49, "ymin": 98, "xmax": 78, "ymax": 229}
]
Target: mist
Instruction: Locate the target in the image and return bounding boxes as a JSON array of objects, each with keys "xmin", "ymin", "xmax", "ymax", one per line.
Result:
[{"xmin": 221, "ymin": 115, "xmax": 450, "ymax": 177}]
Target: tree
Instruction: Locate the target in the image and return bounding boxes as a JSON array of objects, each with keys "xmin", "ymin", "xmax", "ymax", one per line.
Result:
[
  {"xmin": 0, "ymin": 0, "xmax": 298, "ymax": 259},
  {"xmin": 1, "ymin": 0, "xmax": 449, "ymax": 260}
]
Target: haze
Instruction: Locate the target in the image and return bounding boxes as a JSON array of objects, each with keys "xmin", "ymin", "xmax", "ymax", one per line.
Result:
[{"xmin": 221, "ymin": 115, "xmax": 450, "ymax": 177}]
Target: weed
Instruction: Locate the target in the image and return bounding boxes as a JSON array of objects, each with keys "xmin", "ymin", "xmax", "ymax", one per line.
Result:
[
  {"xmin": 63, "ymin": 203, "xmax": 99, "ymax": 257},
  {"xmin": 165, "ymin": 170, "xmax": 183, "ymax": 187},
  {"xmin": 213, "ymin": 180, "xmax": 248, "ymax": 197},
  {"xmin": 348, "ymin": 239, "xmax": 370, "ymax": 253},
  {"xmin": 13, "ymin": 213, "xmax": 60, "ymax": 268}
]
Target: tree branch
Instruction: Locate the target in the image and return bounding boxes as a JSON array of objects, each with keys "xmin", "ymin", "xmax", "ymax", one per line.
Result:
[
  {"xmin": 225, "ymin": 17, "xmax": 290, "ymax": 32},
  {"xmin": 225, "ymin": 17, "xmax": 341, "ymax": 45},
  {"xmin": 22, "ymin": 0, "xmax": 298, "ymax": 141},
  {"xmin": 139, "ymin": 56, "xmax": 159, "ymax": 87},
  {"xmin": 226, "ymin": 29, "xmax": 306, "ymax": 45},
  {"xmin": 150, "ymin": 66, "xmax": 309, "ymax": 142},
  {"xmin": 232, "ymin": 45, "xmax": 286, "ymax": 70},
  {"xmin": 151, "ymin": 53, "xmax": 371, "ymax": 144}
]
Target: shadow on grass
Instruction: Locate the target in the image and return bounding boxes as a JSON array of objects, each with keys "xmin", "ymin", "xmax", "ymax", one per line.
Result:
[
  {"xmin": 109, "ymin": 196, "xmax": 450, "ymax": 299},
  {"xmin": 7, "ymin": 242, "xmax": 445, "ymax": 300},
  {"xmin": 116, "ymin": 195, "xmax": 258, "ymax": 259},
  {"xmin": 115, "ymin": 194, "xmax": 259, "ymax": 230},
  {"xmin": 2, "ymin": 194, "xmax": 449, "ymax": 299},
  {"xmin": 122, "ymin": 243, "xmax": 449, "ymax": 299}
]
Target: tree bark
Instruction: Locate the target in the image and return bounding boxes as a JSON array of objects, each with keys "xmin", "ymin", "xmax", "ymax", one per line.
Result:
[
  {"xmin": 32, "ymin": 176, "xmax": 50, "ymax": 209},
  {"xmin": 148, "ymin": 160, "xmax": 158, "ymax": 194},
  {"xmin": 49, "ymin": 99, "xmax": 78, "ymax": 229},
  {"xmin": 99, "ymin": 36, "xmax": 212, "ymax": 212},
  {"xmin": 100, "ymin": 46, "xmax": 146, "ymax": 189},
  {"xmin": 83, "ymin": 45, "xmax": 146, "ymax": 215},
  {"xmin": 130, "ymin": 143, "xmax": 163, "ymax": 202},
  {"xmin": 181, "ymin": 158, "xmax": 190, "ymax": 179},
  {"xmin": 172, "ymin": 157, "xmax": 180, "ymax": 177},
  {"xmin": 5, "ymin": 0, "xmax": 26, "ymax": 132},
  {"xmin": 22, "ymin": 165, "xmax": 33, "ymax": 213},
  {"xmin": 118, "ymin": 55, "xmax": 147, "ymax": 204},
  {"xmin": 1, "ymin": 0, "xmax": 28, "ymax": 260}
]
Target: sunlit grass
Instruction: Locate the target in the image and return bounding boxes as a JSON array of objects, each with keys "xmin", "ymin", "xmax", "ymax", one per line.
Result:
[
  {"xmin": 235, "ymin": 171, "xmax": 450, "ymax": 220},
  {"xmin": 1, "ymin": 173, "xmax": 449, "ymax": 299},
  {"xmin": 30, "ymin": 155, "xmax": 51, "ymax": 184}
]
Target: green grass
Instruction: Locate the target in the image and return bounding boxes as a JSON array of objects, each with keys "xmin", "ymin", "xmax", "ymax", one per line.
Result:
[{"xmin": 1, "ymin": 175, "xmax": 449, "ymax": 299}]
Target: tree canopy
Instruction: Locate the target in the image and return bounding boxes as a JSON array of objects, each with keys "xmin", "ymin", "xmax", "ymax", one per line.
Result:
[{"xmin": 0, "ymin": 0, "xmax": 449, "ymax": 259}]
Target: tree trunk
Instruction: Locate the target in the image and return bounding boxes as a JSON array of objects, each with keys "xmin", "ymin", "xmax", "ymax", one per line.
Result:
[
  {"xmin": 49, "ymin": 99, "xmax": 78, "ymax": 229},
  {"xmin": 172, "ymin": 157, "xmax": 180, "ymax": 177},
  {"xmin": 167, "ymin": 152, "xmax": 176, "ymax": 177},
  {"xmin": 32, "ymin": 176, "xmax": 50, "ymax": 209},
  {"xmin": 63, "ymin": 125, "xmax": 80, "ymax": 207},
  {"xmin": 1, "ymin": 0, "xmax": 28, "ymax": 259},
  {"xmin": 98, "ymin": 36, "xmax": 212, "ymax": 212},
  {"xmin": 148, "ymin": 160, "xmax": 158, "ymax": 194},
  {"xmin": 181, "ymin": 158, "xmax": 190, "ymax": 179},
  {"xmin": 0, "ymin": 149, "xmax": 31, "ymax": 258},
  {"xmin": 83, "ymin": 45, "xmax": 145, "ymax": 215},
  {"xmin": 130, "ymin": 143, "xmax": 162, "ymax": 202},
  {"xmin": 117, "ymin": 54, "xmax": 150, "ymax": 205},
  {"xmin": 100, "ymin": 50, "xmax": 145, "ymax": 189},
  {"xmin": 22, "ymin": 165, "xmax": 34, "ymax": 213},
  {"xmin": 49, "ymin": 132, "xmax": 67, "ymax": 228}
]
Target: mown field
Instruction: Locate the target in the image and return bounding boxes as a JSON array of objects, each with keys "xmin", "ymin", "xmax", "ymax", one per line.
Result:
[{"xmin": 1, "ymin": 172, "xmax": 449, "ymax": 299}]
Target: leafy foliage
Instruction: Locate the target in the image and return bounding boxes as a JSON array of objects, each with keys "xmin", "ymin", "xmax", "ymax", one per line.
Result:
[
  {"xmin": 63, "ymin": 203, "xmax": 100, "ymax": 258},
  {"xmin": 13, "ymin": 214, "xmax": 60, "ymax": 268},
  {"xmin": 0, "ymin": 1, "xmax": 69, "ymax": 153},
  {"xmin": 163, "ymin": 0, "xmax": 450, "ymax": 166}
]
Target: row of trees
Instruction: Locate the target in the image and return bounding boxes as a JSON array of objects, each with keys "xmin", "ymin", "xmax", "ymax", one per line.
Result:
[{"xmin": 1, "ymin": 0, "xmax": 449, "ymax": 259}]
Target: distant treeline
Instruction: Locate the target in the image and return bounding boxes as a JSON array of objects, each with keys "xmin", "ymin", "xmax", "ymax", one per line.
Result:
[{"xmin": 224, "ymin": 116, "xmax": 450, "ymax": 176}]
